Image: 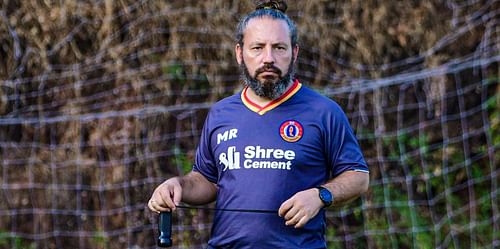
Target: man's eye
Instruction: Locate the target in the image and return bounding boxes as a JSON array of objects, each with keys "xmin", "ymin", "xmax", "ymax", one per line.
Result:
[{"xmin": 252, "ymin": 47, "xmax": 262, "ymax": 50}]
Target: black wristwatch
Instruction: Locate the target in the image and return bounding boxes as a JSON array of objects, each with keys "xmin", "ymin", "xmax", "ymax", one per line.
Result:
[{"xmin": 317, "ymin": 186, "xmax": 333, "ymax": 207}]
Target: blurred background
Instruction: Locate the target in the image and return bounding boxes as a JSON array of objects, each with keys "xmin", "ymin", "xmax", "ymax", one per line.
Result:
[{"xmin": 0, "ymin": 0, "xmax": 498, "ymax": 248}]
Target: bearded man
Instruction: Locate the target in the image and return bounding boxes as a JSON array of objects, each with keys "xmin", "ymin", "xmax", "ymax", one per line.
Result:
[{"xmin": 148, "ymin": 1, "xmax": 369, "ymax": 248}]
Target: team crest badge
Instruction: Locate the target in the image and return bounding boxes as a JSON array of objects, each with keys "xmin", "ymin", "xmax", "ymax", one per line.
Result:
[{"xmin": 279, "ymin": 120, "xmax": 303, "ymax": 142}]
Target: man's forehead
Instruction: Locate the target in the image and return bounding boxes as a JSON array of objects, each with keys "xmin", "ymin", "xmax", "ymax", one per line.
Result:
[{"xmin": 243, "ymin": 17, "xmax": 291, "ymax": 44}]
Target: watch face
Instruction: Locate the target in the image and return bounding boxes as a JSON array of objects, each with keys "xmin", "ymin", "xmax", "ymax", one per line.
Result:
[{"xmin": 319, "ymin": 187, "xmax": 333, "ymax": 206}]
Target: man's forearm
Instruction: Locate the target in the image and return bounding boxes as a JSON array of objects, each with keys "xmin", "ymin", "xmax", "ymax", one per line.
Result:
[
  {"xmin": 322, "ymin": 170, "xmax": 369, "ymax": 206},
  {"xmin": 179, "ymin": 171, "xmax": 218, "ymax": 205}
]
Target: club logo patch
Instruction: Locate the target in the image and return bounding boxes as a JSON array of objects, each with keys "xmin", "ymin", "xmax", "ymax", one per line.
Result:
[{"xmin": 279, "ymin": 120, "xmax": 303, "ymax": 142}]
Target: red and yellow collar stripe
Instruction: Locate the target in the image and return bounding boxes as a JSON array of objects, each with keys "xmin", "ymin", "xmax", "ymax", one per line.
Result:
[{"xmin": 241, "ymin": 79, "xmax": 302, "ymax": 115}]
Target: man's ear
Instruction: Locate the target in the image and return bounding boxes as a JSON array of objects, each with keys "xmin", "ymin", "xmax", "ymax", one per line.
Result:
[
  {"xmin": 235, "ymin": 44, "xmax": 243, "ymax": 65},
  {"xmin": 293, "ymin": 44, "xmax": 299, "ymax": 64}
]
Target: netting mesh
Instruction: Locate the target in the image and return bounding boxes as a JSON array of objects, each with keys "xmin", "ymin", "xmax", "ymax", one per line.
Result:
[{"xmin": 0, "ymin": 0, "xmax": 499, "ymax": 248}]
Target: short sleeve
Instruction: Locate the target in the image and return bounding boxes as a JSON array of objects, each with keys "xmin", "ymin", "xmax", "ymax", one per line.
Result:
[
  {"xmin": 325, "ymin": 105, "xmax": 369, "ymax": 177},
  {"xmin": 192, "ymin": 112, "xmax": 219, "ymax": 183}
]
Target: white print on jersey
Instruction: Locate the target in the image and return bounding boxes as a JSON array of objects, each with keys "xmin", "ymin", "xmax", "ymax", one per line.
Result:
[
  {"xmin": 219, "ymin": 145, "xmax": 295, "ymax": 171},
  {"xmin": 217, "ymin": 129, "xmax": 238, "ymax": 144},
  {"xmin": 219, "ymin": 146, "xmax": 241, "ymax": 171},
  {"xmin": 244, "ymin": 146, "xmax": 295, "ymax": 160}
]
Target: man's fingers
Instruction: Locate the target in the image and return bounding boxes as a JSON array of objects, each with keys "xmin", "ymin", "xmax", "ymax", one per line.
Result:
[
  {"xmin": 294, "ymin": 215, "xmax": 310, "ymax": 228},
  {"xmin": 158, "ymin": 188, "xmax": 177, "ymax": 211},
  {"xmin": 278, "ymin": 198, "xmax": 293, "ymax": 217},
  {"xmin": 172, "ymin": 184, "xmax": 182, "ymax": 206},
  {"xmin": 279, "ymin": 189, "xmax": 323, "ymax": 228},
  {"xmin": 148, "ymin": 199, "xmax": 171, "ymax": 213},
  {"xmin": 147, "ymin": 177, "xmax": 184, "ymax": 213},
  {"xmin": 283, "ymin": 205, "xmax": 299, "ymax": 221},
  {"xmin": 285, "ymin": 209, "xmax": 302, "ymax": 226},
  {"xmin": 147, "ymin": 199, "xmax": 158, "ymax": 213}
]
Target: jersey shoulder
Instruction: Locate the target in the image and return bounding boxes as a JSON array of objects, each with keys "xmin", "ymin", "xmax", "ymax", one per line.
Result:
[
  {"xmin": 297, "ymin": 85, "xmax": 346, "ymax": 115},
  {"xmin": 204, "ymin": 90, "xmax": 245, "ymax": 124}
]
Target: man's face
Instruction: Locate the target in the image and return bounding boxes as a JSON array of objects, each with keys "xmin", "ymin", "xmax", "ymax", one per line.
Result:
[{"xmin": 236, "ymin": 17, "xmax": 299, "ymax": 100}]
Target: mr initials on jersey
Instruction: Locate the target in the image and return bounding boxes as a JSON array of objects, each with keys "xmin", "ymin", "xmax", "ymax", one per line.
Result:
[{"xmin": 217, "ymin": 129, "xmax": 238, "ymax": 144}]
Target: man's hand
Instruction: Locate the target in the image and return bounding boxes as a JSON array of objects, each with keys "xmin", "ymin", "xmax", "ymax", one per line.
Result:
[
  {"xmin": 278, "ymin": 188, "xmax": 323, "ymax": 228},
  {"xmin": 148, "ymin": 171, "xmax": 218, "ymax": 213},
  {"xmin": 278, "ymin": 171, "xmax": 369, "ymax": 228},
  {"xmin": 148, "ymin": 177, "xmax": 183, "ymax": 213}
]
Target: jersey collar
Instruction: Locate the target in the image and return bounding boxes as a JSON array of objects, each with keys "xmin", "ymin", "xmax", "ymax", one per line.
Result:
[{"xmin": 241, "ymin": 79, "xmax": 302, "ymax": 115}]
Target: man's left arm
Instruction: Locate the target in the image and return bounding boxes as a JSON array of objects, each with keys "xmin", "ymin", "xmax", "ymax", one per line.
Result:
[{"xmin": 278, "ymin": 170, "xmax": 369, "ymax": 228}]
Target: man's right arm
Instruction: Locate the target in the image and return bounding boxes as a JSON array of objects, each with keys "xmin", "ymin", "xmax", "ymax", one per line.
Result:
[{"xmin": 148, "ymin": 171, "xmax": 217, "ymax": 213}]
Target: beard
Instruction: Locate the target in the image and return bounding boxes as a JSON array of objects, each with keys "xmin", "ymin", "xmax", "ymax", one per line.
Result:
[{"xmin": 240, "ymin": 58, "xmax": 296, "ymax": 100}]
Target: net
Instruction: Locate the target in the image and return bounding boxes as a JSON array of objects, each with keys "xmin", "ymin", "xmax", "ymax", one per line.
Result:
[{"xmin": 0, "ymin": 0, "xmax": 498, "ymax": 248}]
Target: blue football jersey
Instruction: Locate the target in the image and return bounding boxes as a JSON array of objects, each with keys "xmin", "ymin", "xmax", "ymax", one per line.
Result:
[{"xmin": 193, "ymin": 80, "xmax": 368, "ymax": 249}]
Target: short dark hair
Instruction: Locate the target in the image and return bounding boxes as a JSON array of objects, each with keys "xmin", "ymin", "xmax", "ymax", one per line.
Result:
[{"xmin": 235, "ymin": 8, "xmax": 298, "ymax": 48}]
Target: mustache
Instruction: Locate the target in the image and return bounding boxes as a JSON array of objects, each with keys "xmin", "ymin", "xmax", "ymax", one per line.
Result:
[{"xmin": 255, "ymin": 64, "xmax": 282, "ymax": 76}]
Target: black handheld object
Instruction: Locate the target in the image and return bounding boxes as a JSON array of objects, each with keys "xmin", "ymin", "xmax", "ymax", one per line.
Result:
[{"xmin": 158, "ymin": 212, "xmax": 173, "ymax": 247}]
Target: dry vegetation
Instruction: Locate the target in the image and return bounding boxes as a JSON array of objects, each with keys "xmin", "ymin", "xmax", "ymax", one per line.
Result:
[{"xmin": 0, "ymin": 0, "xmax": 498, "ymax": 248}]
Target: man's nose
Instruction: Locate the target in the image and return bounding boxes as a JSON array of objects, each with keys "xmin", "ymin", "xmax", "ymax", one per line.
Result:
[{"xmin": 262, "ymin": 46, "xmax": 275, "ymax": 64}]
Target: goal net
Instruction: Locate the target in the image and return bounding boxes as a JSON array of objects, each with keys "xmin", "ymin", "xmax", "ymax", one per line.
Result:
[{"xmin": 0, "ymin": 0, "xmax": 498, "ymax": 248}]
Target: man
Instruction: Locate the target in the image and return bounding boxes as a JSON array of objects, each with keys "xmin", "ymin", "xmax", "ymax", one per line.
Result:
[{"xmin": 148, "ymin": 1, "xmax": 369, "ymax": 248}]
